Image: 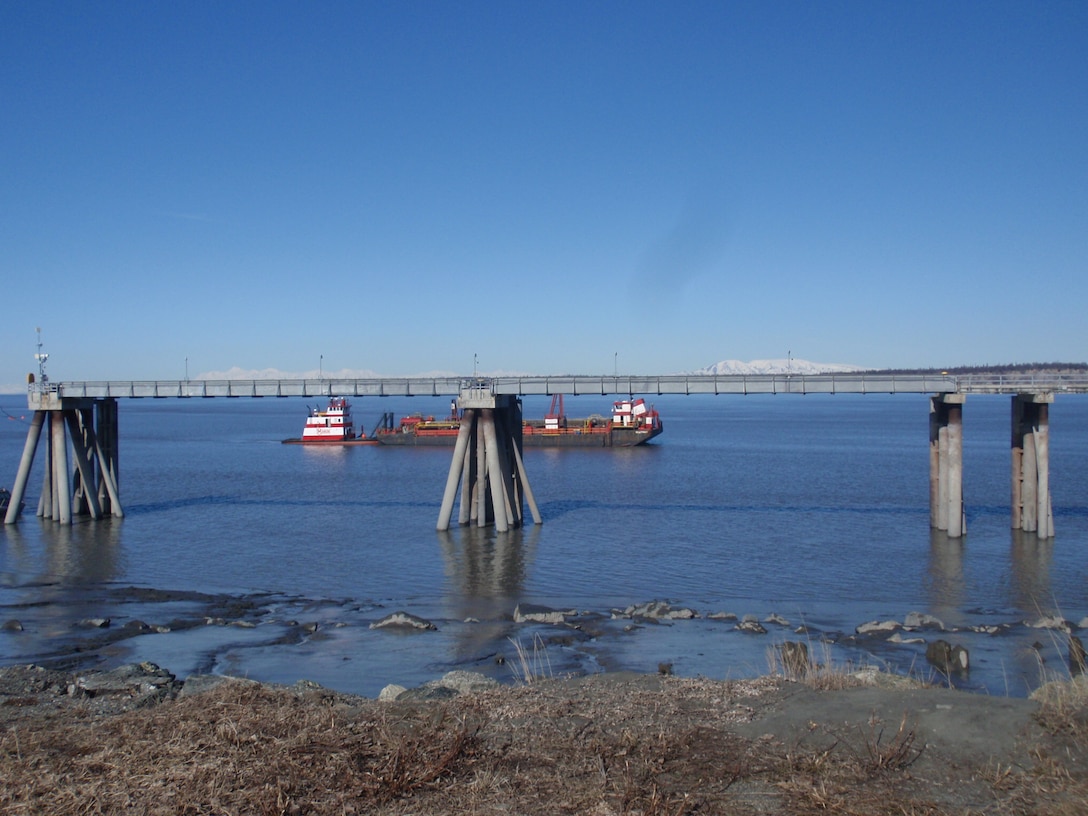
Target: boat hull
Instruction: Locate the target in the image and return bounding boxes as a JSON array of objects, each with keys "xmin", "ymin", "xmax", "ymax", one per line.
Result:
[
  {"xmin": 281, "ymin": 437, "xmax": 379, "ymax": 446},
  {"xmin": 374, "ymin": 422, "xmax": 662, "ymax": 448}
]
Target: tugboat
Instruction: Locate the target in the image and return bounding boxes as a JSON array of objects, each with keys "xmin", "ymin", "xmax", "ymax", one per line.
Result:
[
  {"xmin": 373, "ymin": 395, "xmax": 662, "ymax": 448},
  {"xmin": 282, "ymin": 397, "xmax": 377, "ymax": 445}
]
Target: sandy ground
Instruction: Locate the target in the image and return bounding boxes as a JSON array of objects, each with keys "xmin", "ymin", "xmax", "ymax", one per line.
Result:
[{"xmin": 2, "ymin": 662, "xmax": 1087, "ymax": 815}]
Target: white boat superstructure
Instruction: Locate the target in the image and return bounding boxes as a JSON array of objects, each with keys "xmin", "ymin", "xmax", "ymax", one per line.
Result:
[{"xmin": 301, "ymin": 396, "xmax": 356, "ymax": 442}]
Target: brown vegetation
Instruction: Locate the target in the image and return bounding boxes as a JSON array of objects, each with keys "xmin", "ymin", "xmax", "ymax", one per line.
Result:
[{"xmin": 2, "ymin": 669, "xmax": 1088, "ymax": 815}]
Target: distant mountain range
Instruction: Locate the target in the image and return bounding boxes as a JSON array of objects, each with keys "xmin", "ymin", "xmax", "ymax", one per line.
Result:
[{"xmin": 692, "ymin": 358, "xmax": 863, "ymax": 376}]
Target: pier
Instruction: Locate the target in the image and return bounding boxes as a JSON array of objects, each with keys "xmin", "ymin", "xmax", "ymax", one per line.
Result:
[
  {"xmin": 4, "ymin": 388, "xmax": 121, "ymax": 525},
  {"xmin": 6, "ymin": 372, "xmax": 1088, "ymax": 537},
  {"xmin": 435, "ymin": 385, "xmax": 541, "ymax": 533}
]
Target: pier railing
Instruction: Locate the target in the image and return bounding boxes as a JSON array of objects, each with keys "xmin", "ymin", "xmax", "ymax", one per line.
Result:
[{"xmin": 29, "ymin": 372, "xmax": 1088, "ymax": 402}]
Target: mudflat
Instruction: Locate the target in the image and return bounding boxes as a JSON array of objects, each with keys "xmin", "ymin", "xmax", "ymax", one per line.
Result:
[{"xmin": 2, "ymin": 663, "xmax": 1086, "ymax": 815}]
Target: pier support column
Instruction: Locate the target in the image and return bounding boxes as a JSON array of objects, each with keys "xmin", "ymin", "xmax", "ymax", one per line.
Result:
[
  {"xmin": 437, "ymin": 383, "xmax": 541, "ymax": 532},
  {"xmin": 1012, "ymin": 392, "xmax": 1054, "ymax": 539},
  {"xmin": 930, "ymin": 394, "xmax": 966, "ymax": 538},
  {"xmin": 4, "ymin": 391, "xmax": 123, "ymax": 525}
]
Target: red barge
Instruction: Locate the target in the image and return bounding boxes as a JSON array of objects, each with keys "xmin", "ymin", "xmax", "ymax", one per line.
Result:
[{"xmin": 373, "ymin": 395, "xmax": 662, "ymax": 448}]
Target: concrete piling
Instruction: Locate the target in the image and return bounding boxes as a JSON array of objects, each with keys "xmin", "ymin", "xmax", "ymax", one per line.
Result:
[
  {"xmin": 930, "ymin": 394, "xmax": 966, "ymax": 538},
  {"xmin": 1012, "ymin": 393, "xmax": 1054, "ymax": 538},
  {"xmin": 436, "ymin": 385, "xmax": 541, "ymax": 532},
  {"xmin": 4, "ymin": 393, "xmax": 123, "ymax": 525}
]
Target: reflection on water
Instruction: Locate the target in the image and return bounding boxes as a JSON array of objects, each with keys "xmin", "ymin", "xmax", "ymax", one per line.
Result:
[
  {"xmin": 437, "ymin": 525, "xmax": 539, "ymax": 614},
  {"xmin": 2, "ymin": 518, "xmax": 123, "ymax": 586},
  {"xmin": 437, "ymin": 525, "xmax": 540, "ymax": 664},
  {"xmin": 1010, "ymin": 529, "xmax": 1054, "ymax": 613},
  {"xmin": 48, "ymin": 521, "xmax": 123, "ymax": 584},
  {"xmin": 926, "ymin": 531, "xmax": 965, "ymax": 622}
]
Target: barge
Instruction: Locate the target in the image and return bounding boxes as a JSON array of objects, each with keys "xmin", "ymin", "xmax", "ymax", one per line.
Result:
[{"xmin": 373, "ymin": 395, "xmax": 662, "ymax": 447}]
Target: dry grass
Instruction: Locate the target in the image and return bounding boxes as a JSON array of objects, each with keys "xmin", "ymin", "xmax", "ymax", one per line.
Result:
[
  {"xmin": 0, "ymin": 682, "xmax": 481, "ymax": 815},
  {"xmin": 3, "ymin": 671, "xmax": 1088, "ymax": 815},
  {"xmin": 766, "ymin": 638, "xmax": 910, "ymax": 691},
  {"xmin": 1032, "ymin": 670, "xmax": 1088, "ymax": 742},
  {"xmin": 861, "ymin": 712, "xmax": 925, "ymax": 772},
  {"xmin": 507, "ymin": 633, "xmax": 553, "ymax": 684}
]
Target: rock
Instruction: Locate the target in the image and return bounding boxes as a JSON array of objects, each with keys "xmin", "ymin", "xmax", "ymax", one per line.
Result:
[
  {"xmin": 848, "ymin": 666, "xmax": 918, "ymax": 687},
  {"xmin": 434, "ymin": 670, "xmax": 500, "ymax": 695},
  {"xmin": 369, "ymin": 611, "xmax": 437, "ymax": 631},
  {"xmin": 925, "ymin": 639, "xmax": 951, "ymax": 669},
  {"xmin": 904, "ymin": 612, "xmax": 945, "ymax": 630},
  {"xmin": 76, "ymin": 662, "xmax": 177, "ymax": 699},
  {"xmin": 888, "ymin": 633, "xmax": 926, "ymax": 644},
  {"xmin": 123, "ymin": 620, "xmax": 152, "ymax": 632},
  {"xmin": 707, "ymin": 611, "xmax": 738, "ymax": 621},
  {"xmin": 925, "ymin": 639, "xmax": 969, "ymax": 673},
  {"xmin": 395, "ymin": 670, "xmax": 500, "ymax": 701},
  {"xmin": 1028, "ymin": 614, "xmax": 1072, "ymax": 632},
  {"xmin": 735, "ymin": 619, "xmax": 767, "ymax": 635},
  {"xmin": 2, "ymin": 619, "xmax": 23, "ymax": 632},
  {"xmin": 397, "ymin": 684, "xmax": 460, "ymax": 701},
  {"xmin": 178, "ymin": 674, "xmax": 259, "ymax": 698},
  {"xmin": 855, "ymin": 620, "xmax": 901, "ymax": 635},
  {"xmin": 764, "ymin": 613, "xmax": 790, "ymax": 627},
  {"xmin": 779, "ymin": 641, "xmax": 809, "ymax": 676},
  {"xmin": 1070, "ymin": 635, "xmax": 1087, "ymax": 675},
  {"xmin": 77, "ymin": 618, "xmax": 111, "ymax": 629},
  {"xmin": 951, "ymin": 645, "xmax": 970, "ymax": 672},
  {"xmin": 514, "ymin": 603, "xmax": 574, "ymax": 624},
  {"xmin": 379, "ymin": 683, "xmax": 407, "ymax": 701},
  {"xmin": 968, "ymin": 624, "xmax": 1003, "ymax": 635},
  {"xmin": 624, "ymin": 601, "xmax": 698, "ymax": 621},
  {"xmin": 1079, "ymin": 616, "xmax": 1088, "ymax": 630}
]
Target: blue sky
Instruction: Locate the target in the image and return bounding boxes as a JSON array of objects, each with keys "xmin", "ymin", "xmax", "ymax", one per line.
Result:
[{"xmin": 2, "ymin": 1, "xmax": 1085, "ymax": 391}]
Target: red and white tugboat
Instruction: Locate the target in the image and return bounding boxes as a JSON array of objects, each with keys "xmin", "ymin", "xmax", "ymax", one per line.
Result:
[{"xmin": 282, "ymin": 397, "xmax": 376, "ymax": 445}]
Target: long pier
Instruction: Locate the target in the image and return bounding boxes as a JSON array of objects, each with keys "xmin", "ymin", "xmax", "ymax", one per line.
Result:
[
  {"xmin": 24, "ymin": 371, "xmax": 1088, "ymax": 398},
  {"xmin": 6, "ymin": 372, "xmax": 1088, "ymax": 535}
]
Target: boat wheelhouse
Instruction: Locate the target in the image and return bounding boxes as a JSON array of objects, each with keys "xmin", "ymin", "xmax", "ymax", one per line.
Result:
[{"xmin": 302, "ymin": 396, "xmax": 354, "ymax": 441}]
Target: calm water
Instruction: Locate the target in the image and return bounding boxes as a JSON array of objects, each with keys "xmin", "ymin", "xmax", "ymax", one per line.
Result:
[{"xmin": 2, "ymin": 392, "xmax": 1087, "ymax": 697}]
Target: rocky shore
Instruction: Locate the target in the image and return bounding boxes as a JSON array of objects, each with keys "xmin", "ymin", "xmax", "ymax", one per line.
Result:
[
  {"xmin": 5, "ymin": 585, "xmax": 1086, "ymax": 701},
  {"xmin": 2, "ymin": 658, "xmax": 1087, "ymax": 814}
]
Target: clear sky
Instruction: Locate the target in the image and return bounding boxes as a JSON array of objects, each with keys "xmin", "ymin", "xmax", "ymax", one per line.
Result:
[{"xmin": 2, "ymin": 1, "xmax": 1085, "ymax": 391}]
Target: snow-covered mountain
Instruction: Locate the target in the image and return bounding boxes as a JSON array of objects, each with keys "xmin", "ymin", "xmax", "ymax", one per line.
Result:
[{"xmin": 693, "ymin": 358, "xmax": 863, "ymax": 376}]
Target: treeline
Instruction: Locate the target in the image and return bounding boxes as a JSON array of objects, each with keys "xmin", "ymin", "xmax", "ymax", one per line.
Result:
[{"xmin": 867, "ymin": 362, "xmax": 1088, "ymax": 376}]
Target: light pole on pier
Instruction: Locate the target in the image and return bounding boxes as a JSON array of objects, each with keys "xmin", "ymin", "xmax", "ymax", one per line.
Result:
[{"xmin": 34, "ymin": 327, "xmax": 49, "ymax": 382}]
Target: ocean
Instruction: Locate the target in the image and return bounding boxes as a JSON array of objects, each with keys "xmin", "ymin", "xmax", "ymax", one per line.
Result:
[{"xmin": 2, "ymin": 391, "xmax": 1087, "ymax": 697}]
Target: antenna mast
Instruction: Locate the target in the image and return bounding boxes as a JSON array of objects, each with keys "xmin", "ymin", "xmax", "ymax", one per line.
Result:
[{"xmin": 34, "ymin": 327, "xmax": 49, "ymax": 382}]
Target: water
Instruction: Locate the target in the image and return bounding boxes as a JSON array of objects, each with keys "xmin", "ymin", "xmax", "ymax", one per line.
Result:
[{"xmin": 3, "ymin": 392, "xmax": 1087, "ymax": 697}]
